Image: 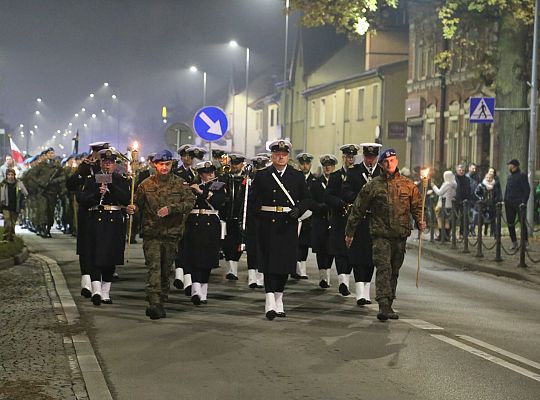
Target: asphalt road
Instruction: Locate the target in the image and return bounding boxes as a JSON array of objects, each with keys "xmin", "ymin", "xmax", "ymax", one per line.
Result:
[{"xmin": 24, "ymin": 231, "xmax": 540, "ymax": 400}]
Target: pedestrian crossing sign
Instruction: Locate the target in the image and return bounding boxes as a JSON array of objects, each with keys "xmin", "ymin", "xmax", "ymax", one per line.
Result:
[{"xmin": 469, "ymin": 97, "xmax": 495, "ymax": 123}]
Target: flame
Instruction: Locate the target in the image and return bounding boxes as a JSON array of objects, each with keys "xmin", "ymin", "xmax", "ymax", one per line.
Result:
[
  {"xmin": 133, "ymin": 141, "xmax": 139, "ymax": 151},
  {"xmin": 420, "ymin": 168, "xmax": 430, "ymax": 179}
]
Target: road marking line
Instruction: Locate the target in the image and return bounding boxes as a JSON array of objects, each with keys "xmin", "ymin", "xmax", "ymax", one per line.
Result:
[
  {"xmin": 431, "ymin": 334, "xmax": 540, "ymax": 382},
  {"xmin": 457, "ymin": 335, "xmax": 540, "ymax": 371},
  {"xmin": 401, "ymin": 319, "xmax": 444, "ymax": 330}
]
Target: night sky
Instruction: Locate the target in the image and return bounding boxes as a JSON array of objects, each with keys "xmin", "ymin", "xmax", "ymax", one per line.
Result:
[{"xmin": 0, "ymin": 0, "xmax": 297, "ymax": 155}]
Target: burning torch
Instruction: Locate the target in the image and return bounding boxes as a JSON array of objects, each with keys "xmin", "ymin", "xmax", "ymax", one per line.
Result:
[
  {"xmin": 416, "ymin": 167, "xmax": 430, "ymax": 288},
  {"xmin": 126, "ymin": 141, "xmax": 139, "ymax": 262}
]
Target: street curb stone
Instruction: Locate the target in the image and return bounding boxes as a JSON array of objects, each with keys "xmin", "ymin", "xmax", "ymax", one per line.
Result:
[
  {"xmin": 0, "ymin": 245, "xmax": 29, "ymax": 270},
  {"xmin": 33, "ymin": 252, "xmax": 114, "ymax": 400}
]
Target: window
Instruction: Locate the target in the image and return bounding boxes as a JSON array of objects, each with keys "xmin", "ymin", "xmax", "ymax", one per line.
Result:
[
  {"xmin": 310, "ymin": 101, "xmax": 316, "ymax": 127},
  {"xmin": 319, "ymin": 98, "xmax": 326, "ymax": 126},
  {"xmin": 276, "ymin": 106, "xmax": 279, "ymax": 126},
  {"xmin": 415, "ymin": 40, "xmax": 423, "ymax": 80},
  {"xmin": 357, "ymin": 88, "xmax": 365, "ymax": 120},
  {"xmin": 332, "ymin": 94, "xmax": 336, "ymax": 124},
  {"xmin": 270, "ymin": 108, "xmax": 275, "ymax": 127},
  {"xmin": 255, "ymin": 110, "xmax": 262, "ymax": 130},
  {"xmin": 344, "ymin": 90, "xmax": 351, "ymax": 122},
  {"xmin": 372, "ymin": 85, "xmax": 379, "ymax": 118}
]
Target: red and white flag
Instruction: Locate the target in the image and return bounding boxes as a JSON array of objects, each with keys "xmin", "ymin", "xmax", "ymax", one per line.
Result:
[{"xmin": 10, "ymin": 137, "xmax": 24, "ymax": 164}]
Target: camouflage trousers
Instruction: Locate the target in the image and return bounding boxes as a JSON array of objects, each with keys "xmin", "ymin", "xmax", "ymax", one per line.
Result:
[
  {"xmin": 143, "ymin": 239, "xmax": 178, "ymax": 305},
  {"xmin": 2, "ymin": 210, "xmax": 18, "ymax": 241},
  {"xmin": 372, "ymin": 237, "xmax": 406, "ymax": 304}
]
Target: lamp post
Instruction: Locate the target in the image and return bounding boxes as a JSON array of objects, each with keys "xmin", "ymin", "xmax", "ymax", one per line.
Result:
[
  {"xmin": 229, "ymin": 40, "xmax": 250, "ymax": 156},
  {"xmin": 282, "ymin": 0, "xmax": 290, "ymax": 140}
]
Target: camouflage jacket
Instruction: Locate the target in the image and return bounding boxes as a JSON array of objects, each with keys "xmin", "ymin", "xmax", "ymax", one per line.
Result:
[
  {"xmin": 345, "ymin": 170, "xmax": 422, "ymax": 239},
  {"xmin": 134, "ymin": 173, "xmax": 195, "ymax": 240}
]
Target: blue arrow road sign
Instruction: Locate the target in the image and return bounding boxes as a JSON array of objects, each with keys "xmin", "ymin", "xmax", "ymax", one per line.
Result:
[
  {"xmin": 193, "ymin": 106, "xmax": 229, "ymax": 142},
  {"xmin": 470, "ymin": 97, "xmax": 495, "ymax": 123}
]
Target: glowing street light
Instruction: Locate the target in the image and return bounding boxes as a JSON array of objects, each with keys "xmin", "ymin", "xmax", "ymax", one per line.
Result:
[
  {"xmin": 83, "ymin": 123, "xmax": 88, "ymax": 128},
  {"xmin": 229, "ymin": 40, "xmax": 238, "ymax": 48},
  {"xmin": 33, "ymin": 125, "xmax": 38, "ymax": 129},
  {"xmin": 74, "ymin": 113, "xmax": 79, "ymax": 117},
  {"xmin": 91, "ymin": 113, "xmax": 97, "ymax": 119},
  {"xmin": 90, "ymin": 93, "xmax": 95, "ymax": 98},
  {"xmin": 81, "ymin": 107, "xmax": 86, "ymax": 112},
  {"xmin": 111, "ymin": 94, "xmax": 117, "ymax": 100},
  {"xmin": 189, "ymin": 65, "xmax": 198, "ymax": 72},
  {"xmin": 36, "ymin": 98, "xmax": 42, "ymax": 103},
  {"xmin": 104, "ymin": 82, "xmax": 109, "ymax": 87},
  {"xmin": 19, "ymin": 123, "xmax": 24, "ymax": 128},
  {"xmin": 35, "ymin": 110, "xmax": 40, "ymax": 115},
  {"xmin": 56, "ymin": 130, "xmax": 61, "ymax": 134},
  {"xmin": 68, "ymin": 122, "xmax": 73, "ymax": 127},
  {"xmin": 101, "ymin": 109, "xmax": 106, "ymax": 113}
]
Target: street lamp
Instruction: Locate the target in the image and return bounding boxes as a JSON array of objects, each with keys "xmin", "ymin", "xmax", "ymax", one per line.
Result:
[
  {"xmin": 229, "ymin": 40, "xmax": 250, "ymax": 155},
  {"xmin": 189, "ymin": 65, "xmax": 207, "ymax": 106}
]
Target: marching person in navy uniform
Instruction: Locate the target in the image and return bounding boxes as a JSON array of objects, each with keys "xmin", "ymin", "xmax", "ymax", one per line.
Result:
[
  {"xmin": 173, "ymin": 145, "xmax": 207, "ymax": 295},
  {"xmin": 66, "ymin": 141, "xmax": 109, "ymax": 299},
  {"xmin": 342, "ymin": 143, "xmax": 382, "ymax": 305},
  {"xmin": 245, "ymin": 155, "xmax": 269, "ymax": 289},
  {"xmin": 249, "ymin": 140, "xmax": 312, "ymax": 320},
  {"xmin": 324, "ymin": 144, "xmax": 359, "ymax": 296},
  {"xmin": 310, "ymin": 154, "xmax": 337, "ymax": 288},
  {"xmin": 78, "ymin": 148, "xmax": 130, "ymax": 305},
  {"xmin": 184, "ymin": 160, "xmax": 226, "ymax": 305},
  {"xmin": 220, "ymin": 153, "xmax": 247, "ymax": 281},
  {"xmin": 293, "ymin": 152, "xmax": 316, "ymax": 280}
]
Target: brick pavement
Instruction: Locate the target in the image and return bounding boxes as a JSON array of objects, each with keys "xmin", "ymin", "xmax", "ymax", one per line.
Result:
[{"xmin": 0, "ymin": 255, "xmax": 88, "ymax": 400}]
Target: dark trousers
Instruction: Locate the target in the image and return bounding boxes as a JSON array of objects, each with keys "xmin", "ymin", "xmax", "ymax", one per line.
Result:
[
  {"xmin": 90, "ymin": 265, "xmax": 116, "ymax": 282},
  {"xmin": 192, "ymin": 269, "xmax": 211, "ymax": 284},
  {"xmin": 297, "ymin": 245, "xmax": 309, "ymax": 262},
  {"xmin": 264, "ymin": 273, "xmax": 288, "ymax": 293},
  {"xmin": 335, "ymin": 255, "xmax": 352, "ymax": 275},
  {"xmin": 316, "ymin": 253, "xmax": 334, "ymax": 270},
  {"xmin": 352, "ymin": 264, "xmax": 375, "ymax": 283},
  {"xmin": 505, "ymin": 203, "xmax": 528, "ymax": 243}
]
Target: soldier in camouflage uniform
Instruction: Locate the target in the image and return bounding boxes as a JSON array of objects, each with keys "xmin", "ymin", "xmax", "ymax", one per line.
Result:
[
  {"xmin": 127, "ymin": 149, "xmax": 195, "ymax": 320},
  {"xmin": 36, "ymin": 148, "xmax": 65, "ymax": 237},
  {"xmin": 345, "ymin": 149, "xmax": 425, "ymax": 321},
  {"xmin": 25, "ymin": 151, "xmax": 48, "ymax": 236}
]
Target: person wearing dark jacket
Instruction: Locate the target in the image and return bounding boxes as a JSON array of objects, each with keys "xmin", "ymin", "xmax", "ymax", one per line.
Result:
[
  {"xmin": 475, "ymin": 171, "xmax": 502, "ymax": 236},
  {"xmin": 248, "ymin": 140, "xmax": 312, "ymax": 320},
  {"xmin": 504, "ymin": 159, "xmax": 530, "ymax": 248},
  {"xmin": 454, "ymin": 164, "xmax": 471, "ymax": 236}
]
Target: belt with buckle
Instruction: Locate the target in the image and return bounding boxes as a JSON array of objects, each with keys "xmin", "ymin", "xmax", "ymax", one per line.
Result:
[
  {"xmin": 190, "ymin": 209, "xmax": 219, "ymax": 215},
  {"xmin": 260, "ymin": 206, "xmax": 292, "ymax": 213},
  {"xmin": 89, "ymin": 205, "xmax": 124, "ymax": 211}
]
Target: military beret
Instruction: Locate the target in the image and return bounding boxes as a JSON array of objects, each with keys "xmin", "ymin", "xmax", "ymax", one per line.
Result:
[
  {"xmin": 195, "ymin": 160, "xmax": 216, "ymax": 173},
  {"xmin": 177, "ymin": 144, "xmax": 191, "ymax": 156},
  {"xmin": 229, "ymin": 153, "xmax": 246, "ymax": 164},
  {"xmin": 507, "ymin": 159, "xmax": 520, "ymax": 167},
  {"xmin": 154, "ymin": 149, "xmax": 174, "ymax": 163},
  {"xmin": 296, "ymin": 152, "xmax": 314, "ymax": 163},
  {"xmin": 268, "ymin": 140, "xmax": 292, "ymax": 153},
  {"xmin": 319, "ymin": 154, "xmax": 338, "ymax": 166},
  {"xmin": 187, "ymin": 146, "xmax": 207, "ymax": 160},
  {"xmin": 339, "ymin": 144, "xmax": 359, "ymax": 155},
  {"xmin": 360, "ymin": 142, "xmax": 382, "ymax": 156},
  {"xmin": 89, "ymin": 141, "xmax": 109, "ymax": 152},
  {"xmin": 378, "ymin": 148, "xmax": 397, "ymax": 163}
]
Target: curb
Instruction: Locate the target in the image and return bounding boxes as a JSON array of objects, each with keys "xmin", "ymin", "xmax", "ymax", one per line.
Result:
[
  {"xmin": 34, "ymin": 253, "xmax": 114, "ymax": 400},
  {"xmin": 407, "ymin": 241, "xmax": 540, "ymax": 286},
  {"xmin": 0, "ymin": 246, "xmax": 29, "ymax": 270}
]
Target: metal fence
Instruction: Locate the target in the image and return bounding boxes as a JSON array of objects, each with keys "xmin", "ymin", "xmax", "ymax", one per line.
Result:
[{"xmin": 424, "ymin": 196, "xmax": 540, "ymax": 268}]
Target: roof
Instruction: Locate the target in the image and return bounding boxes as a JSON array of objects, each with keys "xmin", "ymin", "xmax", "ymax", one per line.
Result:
[{"xmin": 302, "ymin": 60, "xmax": 408, "ymax": 97}]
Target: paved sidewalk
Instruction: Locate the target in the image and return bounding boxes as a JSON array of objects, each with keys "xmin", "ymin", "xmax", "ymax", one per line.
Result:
[
  {"xmin": 407, "ymin": 231, "xmax": 540, "ymax": 286},
  {"xmin": 0, "ymin": 254, "xmax": 88, "ymax": 400}
]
